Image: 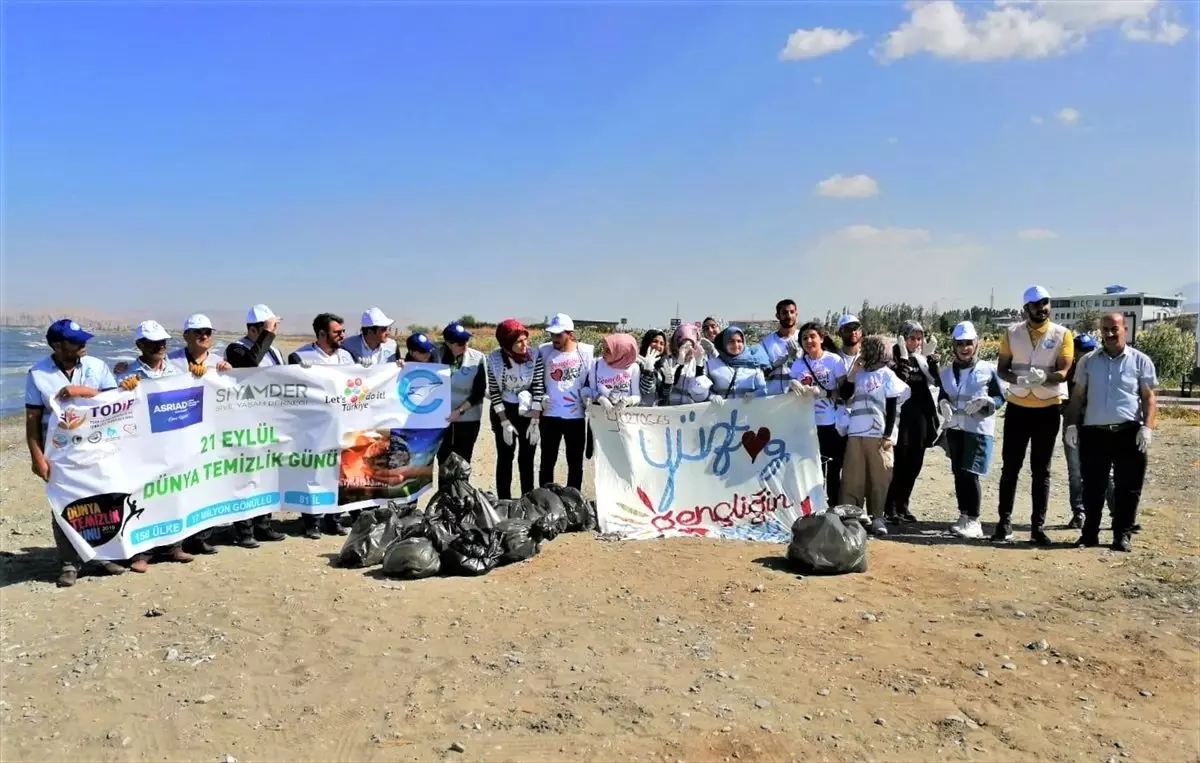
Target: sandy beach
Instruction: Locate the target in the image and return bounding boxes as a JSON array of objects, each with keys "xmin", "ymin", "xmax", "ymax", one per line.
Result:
[{"xmin": 1, "ymin": 401, "xmax": 1198, "ymax": 762}]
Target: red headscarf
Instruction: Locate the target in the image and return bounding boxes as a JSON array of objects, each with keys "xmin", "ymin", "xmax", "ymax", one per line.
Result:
[{"xmin": 496, "ymin": 318, "xmax": 531, "ymax": 363}]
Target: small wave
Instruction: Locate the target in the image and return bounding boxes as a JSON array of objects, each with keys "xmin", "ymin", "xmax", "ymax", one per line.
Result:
[{"xmin": 23, "ymin": 342, "xmax": 40, "ymax": 348}]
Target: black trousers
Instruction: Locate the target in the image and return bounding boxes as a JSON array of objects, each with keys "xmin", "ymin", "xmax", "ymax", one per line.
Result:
[
  {"xmin": 1080, "ymin": 424, "xmax": 1146, "ymax": 540},
  {"xmin": 232, "ymin": 513, "xmax": 274, "ymax": 538},
  {"xmin": 816, "ymin": 425, "xmax": 846, "ymax": 509},
  {"xmin": 491, "ymin": 403, "xmax": 536, "ymax": 499},
  {"xmin": 539, "ymin": 416, "xmax": 586, "ymax": 490},
  {"xmin": 944, "ymin": 430, "xmax": 982, "ymax": 519},
  {"xmin": 885, "ymin": 414, "xmax": 930, "ymax": 516},
  {"xmin": 438, "ymin": 421, "xmax": 482, "ymax": 465},
  {"xmin": 997, "ymin": 403, "xmax": 1060, "ymax": 530}
]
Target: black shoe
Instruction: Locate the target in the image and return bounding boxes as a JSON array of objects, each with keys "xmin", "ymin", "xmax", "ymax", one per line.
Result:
[
  {"xmin": 323, "ymin": 521, "xmax": 349, "ymax": 537},
  {"xmin": 1130, "ymin": 523, "xmax": 1142, "ymax": 534},
  {"xmin": 303, "ymin": 525, "xmax": 322, "ymax": 540},
  {"xmin": 1067, "ymin": 513, "xmax": 1084, "ymax": 530},
  {"xmin": 254, "ymin": 525, "xmax": 286, "ymax": 542},
  {"xmin": 185, "ymin": 537, "xmax": 218, "ymax": 555},
  {"xmin": 1111, "ymin": 535, "xmax": 1132, "ymax": 552},
  {"xmin": 233, "ymin": 533, "xmax": 260, "ymax": 549},
  {"xmin": 1029, "ymin": 530, "xmax": 1053, "ymax": 547},
  {"xmin": 1075, "ymin": 535, "xmax": 1100, "ymax": 548},
  {"xmin": 884, "ymin": 512, "xmax": 901, "ymax": 524},
  {"xmin": 990, "ymin": 523, "xmax": 1014, "ymax": 543},
  {"xmin": 899, "ymin": 512, "xmax": 918, "ymax": 523}
]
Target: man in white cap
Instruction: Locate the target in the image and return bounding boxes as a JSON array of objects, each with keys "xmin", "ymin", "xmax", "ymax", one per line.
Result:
[
  {"xmin": 938, "ymin": 321, "xmax": 1006, "ymax": 539},
  {"xmin": 994, "ymin": 285, "xmax": 1075, "ymax": 545},
  {"xmin": 115, "ymin": 321, "xmax": 196, "ymax": 571},
  {"xmin": 224, "ymin": 305, "xmax": 287, "ymax": 547},
  {"xmin": 837, "ymin": 314, "xmax": 863, "ymax": 370},
  {"xmin": 537, "ymin": 313, "xmax": 594, "ymax": 491},
  {"xmin": 225, "ymin": 304, "xmax": 285, "ymax": 369},
  {"xmin": 342, "ymin": 307, "xmax": 398, "ymax": 366},
  {"xmin": 169, "ymin": 314, "xmax": 232, "ymax": 373}
]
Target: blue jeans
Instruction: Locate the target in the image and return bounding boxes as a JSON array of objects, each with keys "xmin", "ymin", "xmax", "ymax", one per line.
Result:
[{"xmin": 1064, "ymin": 436, "xmax": 1113, "ymax": 514}]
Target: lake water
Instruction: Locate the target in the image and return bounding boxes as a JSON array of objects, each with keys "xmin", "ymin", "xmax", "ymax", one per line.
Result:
[{"xmin": 0, "ymin": 326, "xmax": 228, "ymax": 417}]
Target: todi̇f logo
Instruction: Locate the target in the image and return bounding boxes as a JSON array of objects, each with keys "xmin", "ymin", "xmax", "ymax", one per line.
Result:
[
  {"xmin": 344, "ymin": 378, "xmax": 368, "ymax": 405},
  {"xmin": 57, "ymin": 408, "xmax": 88, "ymax": 430}
]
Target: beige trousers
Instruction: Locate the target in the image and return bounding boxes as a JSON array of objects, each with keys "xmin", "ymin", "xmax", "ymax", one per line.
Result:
[{"xmin": 839, "ymin": 436, "xmax": 893, "ymax": 518}]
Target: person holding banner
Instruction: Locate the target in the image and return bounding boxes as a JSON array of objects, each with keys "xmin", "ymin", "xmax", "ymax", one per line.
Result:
[
  {"xmin": 538, "ymin": 313, "xmax": 594, "ymax": 490},
  {"xmin": 225, "ymin": 304, "xmax": 286, "ymax": 368},
  {"xmin": 760, "ymin": 299, "xmax": 802, "ymax": 396},
  {"xmin": 644, "ymin": 323, "xmax": 712, "ymax": 406},
  {"xmin": 342, "ymin": 308, "xmax": 398, "ymax": 367},
  {"xmin": 168, "ymin": 314, "xmax": 232, "ymax": 373},
  {"xmin": 884, "ymin": 321, "xmax": 941, "ymax": 524},
  {"xmin": 705, "ymin": 326, "xmax": 768, "ymax": 401},
  {"xmin": 790, "ymin": 322, "xmax": 848, "ymax": 507},
  {"xmin": 288, "ymin": 313, "xmax": 356, "ymax": 367},
  {"xmin": 403, "ymin": 332, "xmax": 435, "ymax": 362},
  {"xmin": 588, "ymin": 333, "xmax": 641, "ymax": 408},
  {"xmin": 25, "ymin": 319, "xmax": 125, "ymax": 587},
  {"xmin": 485, "ymin": 319, "xmax": 546, "ymax": 499},
  {"xmin": 636, "ymin": 329, "xmax": 670, "ymax": 406},
  {"xmin": 702, "ymin": 317, "xmax": 721, "ymax": 344},
  {"xmin": 839, "ymin": 335, "xmax": 911, "ymax": 536},
  {"xmin": 114, "ymin": 321, "xmax": 197, "ymax": 570},
  {"xmin": 436, "ymin": 322, "xmax": 487, "ymax": 465},
  {"xmin": 938, "ymin": 322, "xmax": 1005, "ymax": 540}
]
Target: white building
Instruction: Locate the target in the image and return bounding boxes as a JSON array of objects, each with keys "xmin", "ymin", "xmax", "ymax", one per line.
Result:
[{"xmin": 1050, "ymin": 286, "xmax": 1184, "ymax": 340}]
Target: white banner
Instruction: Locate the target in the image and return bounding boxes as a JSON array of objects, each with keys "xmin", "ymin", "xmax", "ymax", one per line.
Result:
[
  {"xmin": 590, "ymin": 396, "xmax": 826, "ymax": 542},
  {"xmin": 45, "ymin": 363, "xmax": 450, "ymax": 561}
]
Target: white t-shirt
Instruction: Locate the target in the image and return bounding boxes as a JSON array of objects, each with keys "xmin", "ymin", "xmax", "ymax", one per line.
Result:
[
  {"xmin": 117, "ymin": 358, "xmax": 181, "ymax": 383},
  {"xmin": 25, "ymin": 355, "xmax": 118, "ymax": 435},
  {"xmin": 760, "ymin": 331, "xmax": 799, "ymax": 395},
  {"xmin": 789, "ymin": 351, "xmax": 847, "ymax": 426},
  {"xmin": 341, "ymin": 334, "xmax": 398, "ymax": 367},
  {"xmin": 847, "ymin": 366, "xmax": 910, "ymax": 439},
  {"xmin": 290, "ymin": 343, "xmax": 356, "ymax": 366},
  {"xmin": 538, "ymin": 342, "xmax": 594, "ymax": 419},
  {"xmin": 168, "ymin": 347, "xmax": 221, "ymax": 371},
  {"xmin": 590, "ymin": 358, "xmax": 641, "ymax": 405}
]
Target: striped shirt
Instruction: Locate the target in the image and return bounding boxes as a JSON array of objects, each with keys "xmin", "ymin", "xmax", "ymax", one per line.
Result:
[{"xmin": 485, "ymin": 349, "xmax": 546, "ymax": 412}]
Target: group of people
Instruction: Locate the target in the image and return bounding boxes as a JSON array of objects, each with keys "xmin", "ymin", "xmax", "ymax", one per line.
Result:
[{"xmin": 24, "ymin": 285, "xmax": 1159, "ymax": 587}]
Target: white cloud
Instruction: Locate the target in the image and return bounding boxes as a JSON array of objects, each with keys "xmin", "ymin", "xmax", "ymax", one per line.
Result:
[
  {"xmin": 824, "ymin": 224, "xmax": 931, "ymax": 246},
  {"xmin": 875, "ymin": 0, "xmax": 1189, "ymax": 63},
  {"xmin": 1018, "ymin": 227, "xmax": 1059, "ymax": 240},
  {"xmin": 1056, "ymin": 107, "xmax": 1080, "ymax": 125},
  {"xmin": 814, "ymin": 174, "xmax": 881, "ymax": 199},
  {"xmin": 1030, "ymin": 114, "xmax": 1045, "ymax": 125},
  {"xmin": 886, "ymin": 136, "xmax": 899, "ymax": 144},
  {"xmin": 780, "ymin": 27, "xmax": 862, "ymax": 60}
]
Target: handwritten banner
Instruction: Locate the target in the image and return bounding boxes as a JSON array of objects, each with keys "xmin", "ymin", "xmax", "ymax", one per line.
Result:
[
  {"xmin": 590, "ymin": 396, "xmax": 827, "ymax": 542},
  {"xmin": 45, "ymin": 363, "xmax": 450, "ymax": 561}
]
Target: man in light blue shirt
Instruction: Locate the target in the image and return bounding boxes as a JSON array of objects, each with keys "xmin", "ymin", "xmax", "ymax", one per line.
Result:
[
  {"xmin": 24, "ymin": 319, "xmax": 121, "ymax": 587},
  {"xmin": 1064, "ymin": 313, "xmax": 1158, "ymax": 552}
]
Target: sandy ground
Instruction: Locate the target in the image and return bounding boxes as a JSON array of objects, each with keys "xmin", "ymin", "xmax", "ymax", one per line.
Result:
[{"xmin": 1, "ymin": 407, "xmax": 1198, "ymax": 763}]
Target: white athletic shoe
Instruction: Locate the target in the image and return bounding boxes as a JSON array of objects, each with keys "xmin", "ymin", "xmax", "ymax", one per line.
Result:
[
  {"xmin": 870, "ymin": 517, "xmax": 889, "ymax": 536},
  {"xmin": 949, "ymin": 514, "xmax": 984, "ymax": 539}
]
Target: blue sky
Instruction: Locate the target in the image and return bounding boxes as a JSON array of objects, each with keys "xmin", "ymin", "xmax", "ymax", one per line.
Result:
[{"xmin": 3, "ymin": 0, "xmax": 1197, "ymax": 330}]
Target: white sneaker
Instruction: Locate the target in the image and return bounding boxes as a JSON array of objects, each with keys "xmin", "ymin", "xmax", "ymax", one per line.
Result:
[
  {"xmin": 870, "ymin": 517, "xmax": 889, "ymax": 536},
  {"xmin": 949, "ymin": 515, "xmax": 984, "ymax": 539}
]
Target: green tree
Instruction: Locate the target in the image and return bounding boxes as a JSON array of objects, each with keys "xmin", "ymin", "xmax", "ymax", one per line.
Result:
[
  {"xmin": 1074, "ymin": 309, "xmax": 1101, "ymax": 334},
  {"xmin": 457, "ymin": 314, "xmax": 481, "ymax": 328},
  {"xmin": 1135, "ymin": 323, "xmax": 1195, "ymax": 384}
]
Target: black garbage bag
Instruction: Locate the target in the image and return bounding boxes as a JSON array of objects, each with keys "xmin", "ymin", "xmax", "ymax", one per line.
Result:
[
  {"xmin": 338, "ymin": 506, "xmax": 403, "ymax": 568},
  {"xmin": 440, "ymin": 527, "xmax": 503, "ymax": 576},
  {"xmin": 491, "ymin": 499, "xmax": 519, "ymax": 520},
  {"xmin": 496, "ymin": 518, "xmax": 542, "ymax": 563},
  {"xmin": 786, "ymin": 513, "xmax": 868, "ymax": 575},
  {"xmin": 381, "ymin": 537, "xmax": 441, "ymax": 579},
  {"xmin": 522, "ymin": 488, "xmax": 568, "ymax": 534},
  {"xmin": 532, "ymin": 513, "xmax": 561, "ymax": 542},
  {"xmin": 428, "ymin": 453, "xmax": 501, "ymax": 531},
  {"xmin": 544, "ymin": 484, "xmax": 595, "ymax": 531}
]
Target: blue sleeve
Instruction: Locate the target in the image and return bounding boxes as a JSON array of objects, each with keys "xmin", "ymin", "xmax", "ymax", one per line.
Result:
[
  {"xmin": 988, "ymin": 369, "xmax": 1005, "ymax": 410},
  {"xmin": 24, "ymin": 371, "xmax": 45, "ymax": 408}
]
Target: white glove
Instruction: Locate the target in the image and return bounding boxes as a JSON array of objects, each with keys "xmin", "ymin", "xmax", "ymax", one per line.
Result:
[
  {"xmin": 299, "ymin": 360, "xmax": 313, "ymax": 369},
  {"xmin": 879, "ymin": 442, "xmax": 895, "ymax": 470},
  {"xmin": 740, "ymin": 391, "xmax": 757, "ymax": 401},
  {"xmin": 659, "ymin": 356, "xmax": 678, "ymax": 381},
  {"xmin": 1063, "ymin": 424, "xmax": 1078, "ymax": 449},
  {"xmin": 938, "ymin": 399, "xmax": 954, "ymax": 424},
  {"xmin": 1017, "ymin": 368, "xmax": 1047, "ymax": 386},
  {"xmin": 639, "ymin": 349, "xmax": 660, "ymax": 373},
  {"xmin": 500, "ymin": 419, "xmax": 517, "ymax": 447},
  {"xmin": 964, "ymin": 398, "xmax": 995, "ymax": 417},
  {"xmin": 785, "ymin": 336, "xmax": 801, "ymax": 359},
  {"xmin": 580, "ymin": 388, "xmax": 596, "ymax": 405},
  {"xmin": 526, "ymin": 419, "xmax": 540, "ymax": 446},
  {"xmin": 615, "ymin": 397, "xmax": 632, "ymax": 409},
  {"xmin": 922, "ymin": 336, "xmax": 938, "ymax": 357},
  {"xmin": 709, "ymin": 394, "xmax": 726, "ymax": 407},
  {"xmin": 698, "ymin": 338, "xmax": 718, "ymax": 359},
  {"xmin": 787, "ymin": 379, "xmax": 806, "ymax": 396},
  {"xmin": 896, "ymin": 335, "xmax": 909, "ymax": 360},
  {"xmin": 597, "ymin": 396, "xmax": 614, "ymax": 409},
  {"xmin": 678, "ymin": 359, "xmax": 697, "ymax": 379},
  {"xmin": 1136, "ymin": 426, "xmax": 1152, "ymax": 453}
]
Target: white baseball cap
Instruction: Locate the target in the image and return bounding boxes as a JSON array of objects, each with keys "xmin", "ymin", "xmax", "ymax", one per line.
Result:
[
  {"xmin": 361, "ymin": 307, "xmax": 394, "ymax": 328},
  {"xmin": 546, "ymin": 313, "xmax": 575, "ymax": 334},
  {"xmin": 246, "ymin": 304, "xmax": 278, "ymax": 323},
  {"xmin": 135, "ymin": 320, "xmax": 171, "ymax": 342},
  {"xmin": 183, "ymin": 314, "xmax": 214, "ymax": 331},
  {"xmin": 838, "ymin": 314, "xmax": 861, "ymax": 329},
  {"xmin": 1022, "ymin": 285, "xmax": 1051, "ymax": 304},
  {"xmin": 952, "ymin": 321, "xmax": 978, "ymax": 341}
]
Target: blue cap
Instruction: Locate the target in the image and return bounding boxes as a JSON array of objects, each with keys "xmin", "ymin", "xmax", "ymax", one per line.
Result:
[
  {"xmin": 406, "ymin": 332, "xmax": 435, "ymax": 354},
  {"xmin": 46, "ymin": 319, "xmax": 94, "ymax": 345},
  {"xmin": 442, "ymin": 322, "xmax": 472, "ymax": 344},
  {"xmin": 1075, "ymin": 334, "xmax": 1097, "ymax": 351}
]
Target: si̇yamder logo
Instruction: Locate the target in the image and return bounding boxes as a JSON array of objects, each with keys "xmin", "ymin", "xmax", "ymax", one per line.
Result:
[
  {"xmin": 147, "ymin": 387, "xmax": 205, "ymax": 433},
  {"xmin": 344, "ymin": 377, "xmax": 368, "ymax": 405},
  {"xmin": 60, "ymin": 493, "xmax": 144, "ymax": 548},
  {"xmin": 396, "ymin": 368, "xmax": 445, "ymax": 415}
]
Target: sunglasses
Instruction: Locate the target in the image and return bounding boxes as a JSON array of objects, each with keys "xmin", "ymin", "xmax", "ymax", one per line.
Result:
[
  {"xmin": 328, "ymin": 329, "xmax": 347, "ymax": 337},
  {"xmin": 188, "ymin": 329, "xmax": 213, "ymax": 337}
]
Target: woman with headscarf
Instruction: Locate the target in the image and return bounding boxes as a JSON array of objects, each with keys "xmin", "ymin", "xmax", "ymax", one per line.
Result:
[
  {"xmin": 883, "ymin": 320, "xmax": 942, "ymax": 524},
  {"xmin": 705, "ymin": 326, "xmax": 768, "ymax": 401},
  {"xmin": 588, "ymin": 333, "xmax": 641, "ymax": 408},
  {"xmin": 838, "ymin": 335, "xmax": 911, "ymax": 536},
  {"xmin": 789, "ymin": 321, "xmax": 849, "ymax": 505},
  {"xmin": 484, "ymin": 319, "xmax": 546, "ymax": 499},
  {"xmin": 639, "ymin": 323, "xmax": 712, "ymax": 405},
  {"xmin": 938, "ymin": 322, "xmax": 1005, "ymax": 539}
]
